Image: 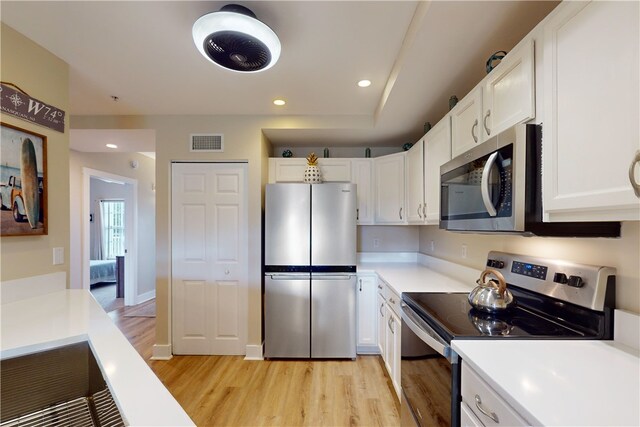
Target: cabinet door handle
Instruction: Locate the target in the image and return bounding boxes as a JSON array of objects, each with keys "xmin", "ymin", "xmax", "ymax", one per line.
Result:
[
  {"xmin": 377, "ymin": 284, "xmax": 383, "ymax": 290},
  {"xmin": 359, "ymin": 279, "xmax": 362, "ymax": 292},
  {"xmin": 475, "ymin": 395, "xmax": 499, "ymax": 424},
  {"xmin": 356, "ymin": 208, "xmax": 359, "ymax": 221},
  {"xmin": 380, "ymin": 303, "xmax": 385, "ymax": 317},
  {"xmin": 399, "ymin": 207, "xmax": 403, "ymax": 220},
  {"xmin": 389, "ymin": 316, "xmax": 395, "ymax": 334},
  {"xmin": 629, "ymin": 150, "xmax": 640, "ymax": 198},
  {"xmin": 422, "ymin": 203, "xmax": 427, "ymax": 219},
  {"xmin": 471, "ymin": 118, "xmax": 479, "ymax": 143},
  {"xmin": 483, "ymin": 110, "xmax": 491, "ymax": 136},
  {"xmin": 417, "ymin": 206, "xmax": 422, "ymax": 219}
]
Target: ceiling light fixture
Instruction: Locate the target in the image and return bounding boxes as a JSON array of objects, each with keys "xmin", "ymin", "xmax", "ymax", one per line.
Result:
[
  {"xmin": 106, "ymin": 144, "xmax": 118, "ymax": 149},
  {"xmin": 358, "ymin": 80, "xmax": 372, "ymax": 88},
  {"xmin": 192, "ymin": 4, "xmax": 281, "ymax": 73},
  {"xmin": 273, "ymin": 99, "xmax": 286, "ymax": 106}
]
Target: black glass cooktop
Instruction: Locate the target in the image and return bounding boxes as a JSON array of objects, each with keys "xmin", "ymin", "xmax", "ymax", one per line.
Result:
[{"xmin": 403, "ymin": 290, "xmax": 606, "ymax": 342}]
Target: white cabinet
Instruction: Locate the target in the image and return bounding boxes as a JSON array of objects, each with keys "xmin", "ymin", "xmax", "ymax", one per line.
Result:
[
  {"xmin": 423, "ymin": 117, "xmax": 452, "ymax": 224},
  {"xmin": 356, "ymin": 274, "xmax": 378, "ymax": 354},
  {"xmin": 451, "ymin": 87, "xmax": 483, "ymax": 158},
  {"xmin": 451, "ymin": 39, "xmax": 535, "ymax": 159},
  {"xmin": 406, "ymin": 140, "xmax": 425, "ymax": 224},
  {"xmin": 374, "ymin": 152, "xmax": 406, "ymax": 224},
  {"xmin": 461, "ymin": 402, "xmax": 484, "ymax": 427},
  {"xmin": 482, "ymin": 39, "xmax": 535, "ymax": 140},
  {"xmin": 542, "ymin": 0, "xmax": 640, "ymax": 222},
  {"xmin": 351, "ymin": 159, "xmax": 374, "ymax": 225},
  {"xmin": 385, "ymin": 304, "xmax": 401, "ymax": 399},
  {"xmin": 376, "ymin": 287, "xmax": 386, "ymax": 356},
  {"xmin": 268, "ymin": 158, "xmax": 351, "ymax": 183},
  {"xmin": 461, "ymin": 361, "xmax": 530, "ymax": 426}
]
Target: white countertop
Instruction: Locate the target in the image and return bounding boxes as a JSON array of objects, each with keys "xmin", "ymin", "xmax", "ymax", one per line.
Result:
[
  {"xmin": 453, "ymin": 339, "xmax": 640, "ymax": 426},
  {"xmin": 1, "ymin": 289, "xmax": 194, "ymax": 427}
]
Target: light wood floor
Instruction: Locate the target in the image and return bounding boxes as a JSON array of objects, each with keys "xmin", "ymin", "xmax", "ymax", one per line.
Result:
[{"xmin": 113, "ymin": 301, "xmax": 401, "ymax": 427}]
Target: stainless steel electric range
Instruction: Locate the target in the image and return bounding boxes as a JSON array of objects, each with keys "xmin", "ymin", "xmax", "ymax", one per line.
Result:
[{"xmin": 399, "ymin": 251, "xmax": 616, "ymax": 427}]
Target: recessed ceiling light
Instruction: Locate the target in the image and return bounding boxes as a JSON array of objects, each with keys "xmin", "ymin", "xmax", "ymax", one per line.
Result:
[
  {"xmin": 106, "ymin": 144, "xmax": 118, "ymax": 149},
  {"xmin": 358, "ymin": 80, "xmax": 372, "ymax": 88},
  {"xmin": 192, "ymin": 4, "xmax": 281, "ymax": 73},
  {"xmin": 273, "ymin": 99, "xmax": 286, "ymax": 106}
]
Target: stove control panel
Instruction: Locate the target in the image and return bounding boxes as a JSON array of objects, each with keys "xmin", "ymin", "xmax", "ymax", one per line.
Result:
[
  {"xmin": 486, "ymin": 251, "xmax": 616, "ymax": 311},
  {"xmin": 511, "ymin": 261, "xmax": 548, "ymax": 280}
]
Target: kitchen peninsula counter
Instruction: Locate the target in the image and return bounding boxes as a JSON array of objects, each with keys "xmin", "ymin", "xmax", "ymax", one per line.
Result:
[{"xmin": 1, "ymin": 289, "xmax": 194, "ymax": 427}]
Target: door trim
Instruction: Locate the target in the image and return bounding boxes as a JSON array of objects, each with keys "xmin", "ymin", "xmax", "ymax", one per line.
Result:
[{"xmin": 82, "ymin": 167, "xmax": 138, "ymax": 306}]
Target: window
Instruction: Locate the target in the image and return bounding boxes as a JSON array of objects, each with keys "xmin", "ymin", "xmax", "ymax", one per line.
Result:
[{"xmin": 100, "ymin": 200, "xmax": 125, "ymax": 260}]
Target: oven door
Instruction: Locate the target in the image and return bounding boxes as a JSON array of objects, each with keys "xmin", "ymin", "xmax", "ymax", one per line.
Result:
[{"xmin": 401, "ymin": 302, "xmax": 461, "ymax": 427}]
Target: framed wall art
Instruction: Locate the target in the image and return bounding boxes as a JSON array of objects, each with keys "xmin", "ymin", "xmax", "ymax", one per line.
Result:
[{"xmin": 0, "ymin": 122, "xmax": 48, "ymax": 236}]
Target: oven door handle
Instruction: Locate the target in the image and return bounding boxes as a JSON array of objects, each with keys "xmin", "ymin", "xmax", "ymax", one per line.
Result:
[
  {"xmin": 481, "ymin": 151, "xmax": 499, "ymax": 217},
  {"xmin": 401, "ymin": 302, "xmax": 451, "ymax": 360}
]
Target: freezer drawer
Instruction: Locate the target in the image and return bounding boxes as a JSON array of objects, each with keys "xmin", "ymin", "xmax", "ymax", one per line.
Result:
[
  {"xmin": 264, "ymin": 274, "xmax": 310, "ymax": 358},
  {"xmin": 311, "ymin": 274, "xmax": 357, "ymax": 358}
]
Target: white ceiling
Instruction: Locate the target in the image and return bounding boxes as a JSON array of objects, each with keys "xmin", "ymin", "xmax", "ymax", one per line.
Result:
[{"xmin": 1, "ymin": 1, "xmax": 558, "ymax": 150}]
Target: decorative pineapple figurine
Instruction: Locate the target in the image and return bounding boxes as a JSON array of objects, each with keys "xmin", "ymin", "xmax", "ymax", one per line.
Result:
[{"xmin": 303, "ymin": 152, "xmax": 322, "ymax": 184}]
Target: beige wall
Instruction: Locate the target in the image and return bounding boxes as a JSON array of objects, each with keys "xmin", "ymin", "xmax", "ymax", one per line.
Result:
[
  {"xmin": 0, "ymin": 24, "xmax": 70, "ymax": 285},
  {"xmin": 69, "ymin": 150, "xmax": 156, "ymax": 298},
  {"xmin": 418, "ymin": 222, "xmax": 640, "ymax": 314},
  {"xmin": 358, "ymin": 225, "xmax": 420, "ymax": 253}
]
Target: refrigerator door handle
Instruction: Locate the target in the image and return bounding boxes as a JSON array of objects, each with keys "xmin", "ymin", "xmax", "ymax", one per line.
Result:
[
  {"xmin": 312, "ymin": 274, "xmax": 355, "ymax": 281},
  {"xmin": 268, "ymin": 274, "xmax": 311, "ymax": 280}
]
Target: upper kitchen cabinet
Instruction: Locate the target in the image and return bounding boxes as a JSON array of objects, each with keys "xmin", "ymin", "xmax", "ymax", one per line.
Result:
[
  {"xmin": 374, "ymin": 152, "xmax": 406, "ymax": 224},
  {"xmin": 351, "ymin": 159, "xmax": 374, "ymax": 225},
  {"xmin": 423, "ymin": 117, "xmax": 452, "ymax": 224},
  {"xmin": 451, "ymin": 87, "xmax": 483, "ymax": 158},
  {"xmin": 406, "ymin": 139, "xmax": 425, "ymax": 224},
  {"xmin": 268, "ymin": 158, "xmax": 351, "ymax": 183},
  {"xmin": 451, "ymin": 39, "xmax": 535, "ymax": 159},
  {"xmin": 542, "ymin": 0, "xmax": 640, "ymax": 221},
  {"xmin": 482, "ymin": 39, "xmax": 535, "ymax": 140}
]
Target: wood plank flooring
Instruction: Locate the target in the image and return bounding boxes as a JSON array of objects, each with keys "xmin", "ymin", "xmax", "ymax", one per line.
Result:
[{"xmin": 113, "ymin": 301, "xmax": 401, "ymax": 426}]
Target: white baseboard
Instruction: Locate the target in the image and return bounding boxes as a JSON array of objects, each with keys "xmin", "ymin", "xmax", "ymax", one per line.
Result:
[
  {"xmin": 135, "ymin": 289, "xmax": 156, "ymax": 305},
  {"xmin": 151, "ymin": 344, "xmax": 173, "ymax": 360},
  {"xmin": 357, "ymin": 344, "xmax": 381, "ymax": 355},
  {"xmin": 1, "ymin": 272, "xmax": 67, "ymax": 304},
  {"xmin": 244, "ymin": 344, "xmax": 264, "ymax": 360}
]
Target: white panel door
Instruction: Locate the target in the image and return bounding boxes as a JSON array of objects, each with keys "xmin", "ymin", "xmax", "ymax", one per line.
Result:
[
  {"xmin": 351, "ymin": 159, "xmax": 373, "ymax": 224},
  {"xmin": 543, "ymin": 1, "xmax": 640, "ymax": 221},
  {"xmin": 356, "ymin": 274, "xmax": 378, "ymax": 353},
  {"xmin": 172, "ymin": 162, "xmax": 248, "ymax": 355}
]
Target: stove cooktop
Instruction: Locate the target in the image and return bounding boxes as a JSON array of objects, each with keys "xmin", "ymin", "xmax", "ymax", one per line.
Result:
[{"xmin": 403, "ymin": 290, "xmax": 606, "ymax": 342}]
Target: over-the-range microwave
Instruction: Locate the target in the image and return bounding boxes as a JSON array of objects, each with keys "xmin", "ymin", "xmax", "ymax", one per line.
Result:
[{"xmin": 439, "ymin": 124, "xmax": 620, "ymax": 237}]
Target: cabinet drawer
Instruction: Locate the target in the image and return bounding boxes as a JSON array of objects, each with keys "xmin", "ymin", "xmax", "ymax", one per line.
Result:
[
  {"xmin": 461, "ymin": 402, "xmax": 484, "ymax": 427},
  {"xmin": 461, "ymin": 362, "xmax": 530, "ymax": 427},
  {"xmin": 384, "ymin": 284, "xmax": 402, "ymax": 317}
]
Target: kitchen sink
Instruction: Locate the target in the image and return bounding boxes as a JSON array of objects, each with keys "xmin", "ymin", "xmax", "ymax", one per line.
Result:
[{"xmin": 0, "ymin": 341, "xmax": 124, "ymax": 427}]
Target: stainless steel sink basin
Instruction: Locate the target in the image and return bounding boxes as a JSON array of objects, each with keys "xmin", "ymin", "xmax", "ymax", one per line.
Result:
[{"xmin": 0, "ymin": 341, "xmax": 124, "ymax": 427}]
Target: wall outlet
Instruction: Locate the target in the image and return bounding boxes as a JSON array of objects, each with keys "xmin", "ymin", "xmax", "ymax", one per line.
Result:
[
  {"xmin": 461, "ymin": 244, "xmax": 468, "ymax": 259},
  {"xmin": 430, "ymin": 240, "xmax": 435, "ymax": 252},
  {"xmin": 373, "ymin": 238, "xmax": 380, "ymax": 248},
  {"xmin": 53, "ymin": 247, "xmax": 64, "ymax": 265}
]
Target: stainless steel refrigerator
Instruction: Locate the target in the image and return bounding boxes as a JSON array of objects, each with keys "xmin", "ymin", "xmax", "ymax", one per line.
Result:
[{"xmin": 264, "ymin": 183, "xmax": 357, "ymax": 359}]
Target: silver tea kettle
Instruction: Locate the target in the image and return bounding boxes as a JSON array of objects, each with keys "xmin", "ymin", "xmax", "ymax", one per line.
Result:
[{"xmin": 468, "ymin": 268, "xmax": 515, "ymax": 313}]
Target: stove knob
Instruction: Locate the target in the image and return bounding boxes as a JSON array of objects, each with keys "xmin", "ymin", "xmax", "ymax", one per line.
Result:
[
  {"xmin": 567, "ymin": 275, "xmax": 584, "ymax": 288},
  {"xmin": 493, "ymin": 260, "xmax": 505, "ymax": 269},
  {"xmin": 553, "ymin": 273, "xmax": 568, "ymax": 284}
]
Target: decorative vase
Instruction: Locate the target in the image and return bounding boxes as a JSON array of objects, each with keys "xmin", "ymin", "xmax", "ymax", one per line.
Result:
[
  {"xmin": 365, "ymin": 147, "xmax": 371, "ymax": 158},
  {"xmin": 449, "ymin": 95, "xmax": 458, "ymax": 110},
  {"xmin": 304, "ymin": 165, "xmax": 322, "ymax": 183},
  {"xmin": 282, "ymin": 149, "xmax": 293, "ymax": 158}
]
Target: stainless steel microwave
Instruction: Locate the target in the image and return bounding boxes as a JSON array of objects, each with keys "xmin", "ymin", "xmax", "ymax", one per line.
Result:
[{"xmin": 439, "ymin": 124, "xmax": 620, "ymax": 237}]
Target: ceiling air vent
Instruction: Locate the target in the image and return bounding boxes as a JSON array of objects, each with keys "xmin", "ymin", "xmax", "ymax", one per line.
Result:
[{"xmin": 190, "ymin": 134, "xmax": 224, "ymax": 152}]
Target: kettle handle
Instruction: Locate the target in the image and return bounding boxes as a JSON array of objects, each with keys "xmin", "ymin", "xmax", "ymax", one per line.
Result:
[{"xmin": 478, "ymin": 268, "xmax": 507, "ymax": 297}]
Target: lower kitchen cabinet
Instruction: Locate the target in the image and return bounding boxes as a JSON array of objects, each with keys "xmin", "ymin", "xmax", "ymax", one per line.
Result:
[
  {"xmin": 356, "ymin": 274, "xmax": 378, "ymax": 354},
  {"xmin": 377, "ymin": 289, "xmax": 386, "ymax": 356},
  {"xmin": 385, "ymin": 305, "xmax": 401, "ymax": 399},
  {"xmin": 461, "ymin": 361, "xmax": 530, "ymax": 426}
]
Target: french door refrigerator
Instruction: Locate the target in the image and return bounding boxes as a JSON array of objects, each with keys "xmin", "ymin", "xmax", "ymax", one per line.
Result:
[{"xmin": 264, "ymin": 183, "xmax": 357, "ymax": 358}]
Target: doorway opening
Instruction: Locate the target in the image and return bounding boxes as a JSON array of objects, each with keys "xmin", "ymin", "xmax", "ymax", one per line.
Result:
[{"xmin": 82, "ymin": 168, "xmax": 138, "ymax": 309}]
